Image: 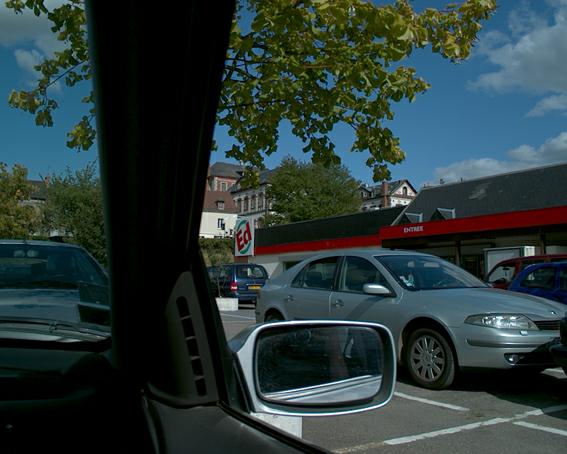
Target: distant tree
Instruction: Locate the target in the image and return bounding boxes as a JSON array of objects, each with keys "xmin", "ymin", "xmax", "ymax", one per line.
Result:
[
  {"xmin": 0, "ymin": 162, "xmax": 39, "ymax": 238},
  {"xmin": 42, "ymin": 163, "xmax": 106, "ymax": 264},
  {"xmin": 199, "ymin": 238, "xmax": 234, "ymax": 267},
  {"xmin": 262, "ymin": 156, "xmax": 360, "ymax": 226}
]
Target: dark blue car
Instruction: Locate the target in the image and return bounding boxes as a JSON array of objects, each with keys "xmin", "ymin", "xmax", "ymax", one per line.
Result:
[
  {"xmin": 207, "ymin": 263, "xmax": 268, "ymax": 304},
  {"xmin": 509, "ymin": 262, "xmax": 567, "ymax": 305}
]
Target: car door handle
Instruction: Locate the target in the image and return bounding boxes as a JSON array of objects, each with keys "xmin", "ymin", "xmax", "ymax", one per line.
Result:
[
  {"xmin": 284, "ymin": 295, "xmax": 294, "ymax": 302},
  {"xmin": 332, "ymin": 299, "xmax": 344, "ymax": 308}
]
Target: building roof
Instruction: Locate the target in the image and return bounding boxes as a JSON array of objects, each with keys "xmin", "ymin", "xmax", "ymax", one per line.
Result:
[
  {"xmin": 202, "ymin": 190, "xmax": 237, "ymax": 214},
  {"xmin": 396, "ymin": 163, "xmax": 567, "ymax": 224},
  {"xmin": 361, "ymin": 179, "xmax": 417, "ymax": 199},
  {"xmin": 208, "ymin": 162, "xmax": 243, "ymax": 179},
  {"xmin": 256, "ymin": 206, "xmax": 404, "ymax": 248},
  {"xmin": 231, "ymin": 169, "xmax": 274, "ymax": 194},
  {"xmin": 27, "ymin": 180, "xmax": 48, "ymax": 201}
]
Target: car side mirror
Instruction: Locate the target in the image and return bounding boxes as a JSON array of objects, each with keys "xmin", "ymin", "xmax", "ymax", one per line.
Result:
[
  {"xmin": 363, "ymin": 283, "xmax": 392, "ymax": 296},
  {"xmin": 229, "ymin": 321, "xmax": 396, "ymax": 416}
]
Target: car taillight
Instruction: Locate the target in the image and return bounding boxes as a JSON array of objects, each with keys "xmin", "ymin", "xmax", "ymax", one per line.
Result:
[{"xmin": 230, "ymin": 281, "xmax": 238, "ymax": 292}]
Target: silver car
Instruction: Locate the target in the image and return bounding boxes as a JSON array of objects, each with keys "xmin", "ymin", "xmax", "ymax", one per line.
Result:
[{"xmin": 255, "ymin": 249, "xmax": 565, "ymax": 389}]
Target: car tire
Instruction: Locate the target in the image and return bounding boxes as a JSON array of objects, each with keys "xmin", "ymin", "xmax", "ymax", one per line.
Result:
[
  {"xmin": 405, "ymin": 328, "xmax": 456, "ymax": 390},
  {"xmin": 265, "ymin": 311, "xmax": 284, "ymax": 323}
]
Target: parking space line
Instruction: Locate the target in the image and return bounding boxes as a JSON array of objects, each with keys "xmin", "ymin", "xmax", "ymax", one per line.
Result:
[
  {"xmin": 220, "ymin": 313, "xmax": 256, "ymax": 320},
  {"xmin": 394, "ymin": 392, "xmax": 469, "ymax": 412},
  {"xmin": 543, "ymin": 368, "xmax": 566, "ymax": 377},
  {"xmin": 514, "ymin": 421, "xmax": 567, "ymax": 437},
  {"xmin": 334, "ymin": 404, "xmax": 567, "ymax": 452}
]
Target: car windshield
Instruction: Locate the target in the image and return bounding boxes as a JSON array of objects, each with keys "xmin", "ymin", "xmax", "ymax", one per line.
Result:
[
  {"xmin": 376, "ymin": 255, "xmax": 487, "ymax": 291},
  {"xmin": 0, "ymin": 243, "xmax": 109, "ymax": 331}
]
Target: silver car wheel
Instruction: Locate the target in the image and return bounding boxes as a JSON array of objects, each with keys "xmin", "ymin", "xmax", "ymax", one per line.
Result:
[{"xmin": 410, "ymin": 334, "xmax": 446, "ymax": 382}]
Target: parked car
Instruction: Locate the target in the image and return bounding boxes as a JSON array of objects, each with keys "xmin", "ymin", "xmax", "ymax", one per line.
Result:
[
  {"xmin": 550, "ymin": 316, "xmax": 567, "ymax": 374},
  {"xmin": 256, "ymin": 249, "xmax": 565, "ymax": 389},
  {"xmin": 0, "ymin": 240, "xmax": 110, "ymax": 327},
  {"xmin": 508, "ymin": 262, "xmax": 567, "ymax": 305},
  {"xmin": 485, "ymin": 254, "xmax": 567, "ymax": 289},
  {"xmin": 208, "ymin": 263, "xmax": 268, "ymax": 304}
]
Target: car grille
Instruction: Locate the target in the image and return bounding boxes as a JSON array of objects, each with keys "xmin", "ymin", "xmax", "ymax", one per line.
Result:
[{"xmin": 534, "ymin": 320, "xmax": 560, "ymax": 331}]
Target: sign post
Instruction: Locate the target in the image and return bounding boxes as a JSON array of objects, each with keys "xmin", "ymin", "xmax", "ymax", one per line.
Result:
[{"xmin": 235, "ymin": 218, "xmax": 254, "ymax": 257}]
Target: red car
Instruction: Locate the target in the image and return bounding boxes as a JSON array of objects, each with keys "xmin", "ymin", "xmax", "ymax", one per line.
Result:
[{"xmin": 486, "ymin": 254, "xmax": 567, "ymax": 289}]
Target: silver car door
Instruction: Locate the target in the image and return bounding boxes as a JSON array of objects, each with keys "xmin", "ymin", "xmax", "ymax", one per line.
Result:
[
  {"xmin": 329, "ymin": 256, "xmax": 400, "ymax": 331},
  {"xmin": 284, "ymin": 256, "xmax": 339, "ymax": 320}
]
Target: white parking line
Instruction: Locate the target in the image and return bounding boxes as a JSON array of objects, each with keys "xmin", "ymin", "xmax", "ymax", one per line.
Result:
[
  {"xmin": 394, "ymin": 392, "xmax": 469, "ymax": 412},
  {"xmin": 220, "ymin": 313, "xmax": 256, "ymax": 320},
  {"xmin": 514, "ymin": 421, "xmax": 567, "ymax": 437},
  {"xmin": 334, "ymin": 404, "xmax": 567, "ymax": 453},
  {"xmin": 543, "ymin": 368, "xmax": 566, "ymax": 377}
]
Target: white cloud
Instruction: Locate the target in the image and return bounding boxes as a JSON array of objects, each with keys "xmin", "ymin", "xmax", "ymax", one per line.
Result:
[
  {"xmin": 526, "ymin": 93, "xmax": 567, "ymax": 116},
  {"xmin": 471, "ymin": 1, "xmax": 567, "ymax": 116},
  {"xmin": 434, "ymin": 131, "xmax": 567, "ymax": 182},
  {"xmin": 14, "ymin": 48, "xmax": 43, "ymax": 75}
]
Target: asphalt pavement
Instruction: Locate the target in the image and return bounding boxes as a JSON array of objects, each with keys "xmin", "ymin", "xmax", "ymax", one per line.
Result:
[{"xmin": 220, "ymin": 307, "xmax": 567, "ymax": 454}]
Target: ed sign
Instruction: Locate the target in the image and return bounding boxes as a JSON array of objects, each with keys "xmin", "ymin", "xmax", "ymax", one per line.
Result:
[{"xmin": 235, "ymin": 219, "xmax": 254, "ymax": 257}]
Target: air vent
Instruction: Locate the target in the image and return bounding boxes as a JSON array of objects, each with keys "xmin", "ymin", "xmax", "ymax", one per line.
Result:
[
  {"xmin": 534, "ymin": 320, "xmax": 560, "ymax": 331},
  {"xmin": 176, "ymin": 296, "xmax": 207, "ymax": 396}
]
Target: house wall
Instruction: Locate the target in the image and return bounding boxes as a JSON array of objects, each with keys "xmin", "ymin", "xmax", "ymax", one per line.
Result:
[{"xmin": 199, "ymin": 211, "xmax": 237, "ymax": 238}]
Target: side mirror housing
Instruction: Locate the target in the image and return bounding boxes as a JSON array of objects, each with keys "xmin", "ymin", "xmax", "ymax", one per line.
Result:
[
  {"xmin": 363, "ymin": 283, "xmax": 392, "ymax": 296},
  {"xmin": 229, "ymin": 321, "xmax": 396, "ymax": 417}
]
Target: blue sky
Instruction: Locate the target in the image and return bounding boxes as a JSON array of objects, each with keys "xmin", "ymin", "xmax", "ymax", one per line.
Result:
[{"xmin": 2, "ymin": 1, "xmax": 567, "ymax": 188}]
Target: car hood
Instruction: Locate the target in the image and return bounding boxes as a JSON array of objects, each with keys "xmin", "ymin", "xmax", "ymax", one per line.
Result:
[
  {"xmin": 418, "ymin": 287, "xmax": 566, "ymax": 321},
  {"xmin": 0, "ymin": 289, "xmax": 110, "ymax": 325}
]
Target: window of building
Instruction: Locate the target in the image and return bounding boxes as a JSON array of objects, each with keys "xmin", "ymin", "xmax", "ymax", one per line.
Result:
[
  {"xmin": 403, "ymin": 186, "xmax": 408, "ymax": 196},
  {"xmin": 251, "ymin": 195, "xmax": 256, "ymax": 211},
  {"xmin": 258, "ymin": 193, "xmax": 264, "ymax": 210},
  {"xmin": 220, "ymin": 181, "xmax": 228, "ymax": 191},
  {"xmin": 217, "ymin": 218, "xmax": 225, "ymax": 230},
  {"xmin": 243, "ymin": 196, "xmax": 249, "ymax": 212},
  {"xmin": 216, "ymin": 200, "xmax": 225, "ymax": 210},
  {"xmin": 237, "ymin": 199, "xmax": 242, "ymax": 212}
]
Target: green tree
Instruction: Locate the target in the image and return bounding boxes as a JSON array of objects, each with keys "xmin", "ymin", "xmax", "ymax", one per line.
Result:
[
  {"xmin": 0, "ymin": 162, "xmax": 39, "ymax": 238},
  {"xmin": 6, "ymin": 0, "xmax": 496, "ymax": 181},
  {"xmin": 199, "ymin": 238, "xmax": 234, "ymax": 266},
  {"xmin": 262, "ymin": 156, "xmax": 360, "ymax": 226},
  {"xmin": 42, "ymin": 163, "xmax": 106, "ymax": 264}
]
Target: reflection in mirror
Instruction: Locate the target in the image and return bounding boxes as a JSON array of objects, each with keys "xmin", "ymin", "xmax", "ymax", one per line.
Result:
[{"xmin": 256, "ymin": 326, "xmax": 383, "ymax": 406}]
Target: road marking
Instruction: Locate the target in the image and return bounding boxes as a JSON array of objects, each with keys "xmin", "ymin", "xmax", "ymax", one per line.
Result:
[
  {"xmin": 544, "ymin": 368, "xmax": 566, "ymax": 376},
  {"xmin": 514, "ymin": 421, "xmax": 567, "ymax": 437},
  {"xmin": 334, "ymin": 404, "xmax": 567, "ymax": 453},
  {"xmin": 220, "ymin": 313, "xmax": 256, "ymax": 320},
  {"xmin": 394, "ymin": 392, "xmax": 469, "ymax": 412}
]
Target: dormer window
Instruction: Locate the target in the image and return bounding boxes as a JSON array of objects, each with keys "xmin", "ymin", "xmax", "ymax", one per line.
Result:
[
  {"xmin": 403, "ymin": 186, "xmax": 408, "ymax": 196},
  {"xmin": 216, "ymin": 200, "xmax": 225, "ymax": 210}
]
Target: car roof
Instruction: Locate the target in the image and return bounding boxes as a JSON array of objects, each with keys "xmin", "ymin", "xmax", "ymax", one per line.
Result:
[
  {"xmin": 0, "ymin": 239, "xmax": 82, "ymax": 249},
  {"xmin": 493, "ymin": 254, "xmax": 567, "ymax": 266},
  {"xmin": 299, "ymin": 247, "xmax": 434, "ymax": 260}
]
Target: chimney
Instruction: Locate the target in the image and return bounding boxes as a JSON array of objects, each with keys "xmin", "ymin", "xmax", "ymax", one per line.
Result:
[{"xmin": 381, "ymin": 181, "xmax": 389, "ymax": 208}]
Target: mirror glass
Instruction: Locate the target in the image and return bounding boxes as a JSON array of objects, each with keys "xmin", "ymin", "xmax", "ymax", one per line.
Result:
[{"xmin": 256, "ymin": 326, "xmax": 384, "ymax": 405}]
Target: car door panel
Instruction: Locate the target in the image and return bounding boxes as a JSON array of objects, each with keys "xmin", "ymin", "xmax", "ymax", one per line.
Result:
[{"xmin": 329, "ymin": 256, "xmax": 401, "ymax": 335}]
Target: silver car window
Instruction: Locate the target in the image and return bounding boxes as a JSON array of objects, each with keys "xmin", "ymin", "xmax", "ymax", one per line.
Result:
[
  {"xmin": 292, "ymin": 257, "xmax": 338, "ymax": 290},
  {"xmin": 376, "ymin": 255, "xmax": 486, "ymax": 291},
  {"xmin": 338, "ymin": 256, "xmax": 390, "ymax": 293}
]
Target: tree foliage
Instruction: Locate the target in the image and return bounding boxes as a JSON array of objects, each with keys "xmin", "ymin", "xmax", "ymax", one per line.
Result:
[
  {"xmin": 0, "ymin": 162, "xmax": 39, "ymax": 238},
  {"xmin": 42, "ymin": 163, "xmax": 106, "ymax": 264},
  {"xmin": 263, "ymin": 156, "xmax": 360, "ymax": 226},
  {"xmin": 7, "ymin": 0, "xmax": 496, "ymax": 181},
  {"xmin": 199, "ymin": 237, "xmax": 234, "ymax": 267}
]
